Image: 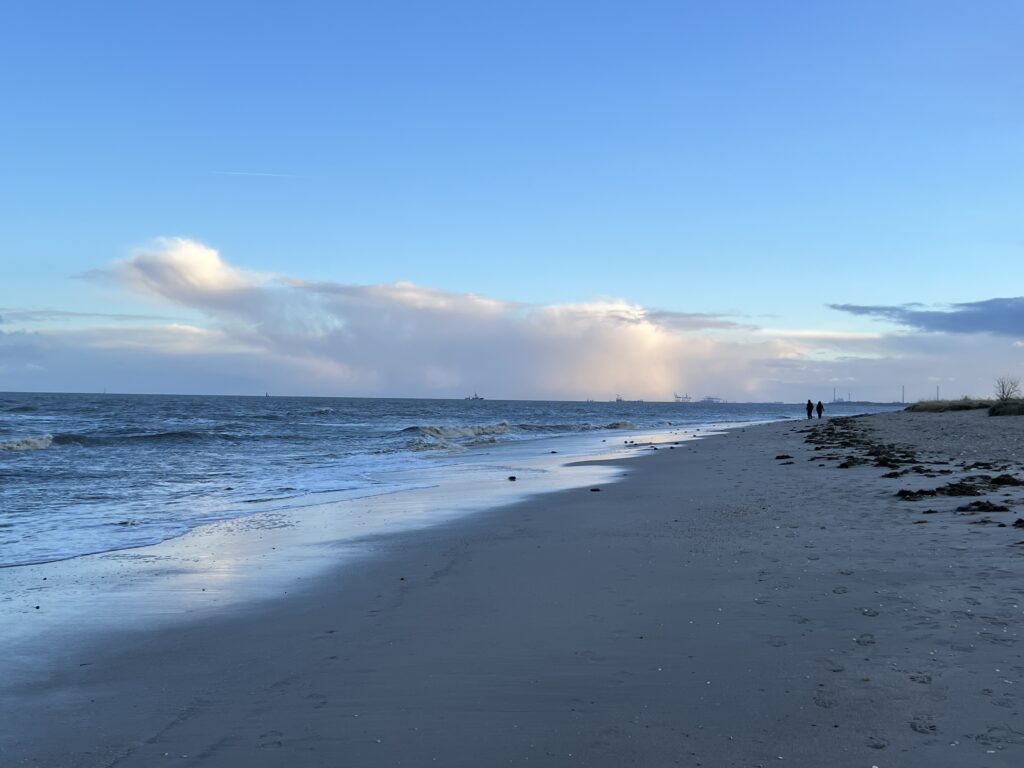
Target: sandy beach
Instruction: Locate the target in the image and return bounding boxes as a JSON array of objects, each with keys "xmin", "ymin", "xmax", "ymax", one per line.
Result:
[{"xmin": 3, "ymin": 410, "xmax": 1023, "ymax": 767}]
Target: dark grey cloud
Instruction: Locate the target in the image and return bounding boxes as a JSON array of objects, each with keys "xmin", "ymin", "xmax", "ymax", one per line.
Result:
[{"xmin": 830, "ymin": 297, "xmax": 1024, "ymax": 336}]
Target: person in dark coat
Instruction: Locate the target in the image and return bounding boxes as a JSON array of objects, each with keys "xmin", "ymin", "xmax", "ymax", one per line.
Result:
[
  {"xmin": 816, "ymin": 400, "xmax": 824, "ymax": 419},
  {"xmin": 806, "ymin": 399, "xmax": 814, "ymax": 419}
]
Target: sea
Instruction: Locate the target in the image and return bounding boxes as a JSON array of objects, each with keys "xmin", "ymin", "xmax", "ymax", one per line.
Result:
[{"xmin": 0, "ymin": 393, "xmax": 903, "ymax": 569}]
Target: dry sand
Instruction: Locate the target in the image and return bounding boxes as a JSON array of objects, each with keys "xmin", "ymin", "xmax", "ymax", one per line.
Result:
[{"xmin": 2, "ymin": 410, "xmax": 1023, "ymax": 767}]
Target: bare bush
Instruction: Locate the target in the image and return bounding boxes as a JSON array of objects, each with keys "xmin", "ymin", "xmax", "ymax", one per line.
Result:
[{"xmin": 994, "ymin": 376, "xmax": 1021, "ymax": 402}]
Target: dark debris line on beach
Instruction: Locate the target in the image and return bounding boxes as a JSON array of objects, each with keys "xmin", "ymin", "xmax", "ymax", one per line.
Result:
[{"xmin": 800, "ymin": 416, "xmax": 1024, "ymax": 535}]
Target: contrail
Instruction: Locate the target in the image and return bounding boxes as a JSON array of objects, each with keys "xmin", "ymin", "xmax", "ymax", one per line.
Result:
[{"xmin": 211, "ymin": 170, "xmax": 297, "ymax": 178}]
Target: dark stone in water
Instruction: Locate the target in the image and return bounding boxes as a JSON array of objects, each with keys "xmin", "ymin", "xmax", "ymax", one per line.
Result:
[
  {"xmin": 507, "ymin": 476, "xmax": 516, "ymax": 481},
  {"xmin": 956, "ymin": 500, "xmax": 1010, "ymax": 513},
  {"xmin": 590, "ymin": 488, "xmax": 601, "ymax": 492},
  {"xmin": 775, "ymin": 454, "xmax": 793, "ymax": 460},
  {"xmin": 897, "ymin": 488, "xmax": 936, "ymax": 500},
  {"xmin": 992, "ymin": 474, "xmax": 1024, "ymax": 486},
  {"xmin": 940, "ymin": 480, "xmax": 984, "ymax": 496}
]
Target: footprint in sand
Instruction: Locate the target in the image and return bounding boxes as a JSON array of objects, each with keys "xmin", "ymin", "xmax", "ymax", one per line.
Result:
[
  {"xmin": 258, "ymin": 730, "xmax": 285, "ymax": 749},
  {"xmin": 910, "ymin": 715, "xmax": 937, "ymax": 734},
  {"xmin": 974, "ymin": 725, "xmax": 1024, "ymax": 745},
  {"xmin": 767, "ymin": 635, "xmax": 788, "ymax": 647},
  {"xmin": 909, "ymin": 673, "xmax": 932, "ymax": 684},
  {"xmin": 978, "ymin": 631, "xmax": 1015, "ymax": 646},
  {"xmin": 813, "ymin": 693, "xmax": 836, "ymax": 708},
  {"xmin": 855, "ymin": 633, "xmax": 876, "ymax": 646}
]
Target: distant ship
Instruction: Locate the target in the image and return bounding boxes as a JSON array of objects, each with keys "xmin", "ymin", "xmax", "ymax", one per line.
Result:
[
  {"xmin": 674, "ymin": 392, "xmax": 692, "ymax": 403},
  {"xmin": 465, "ymin": 392, "xmax": 484, "ymax": 400},
  {"xmin": 699, "ymin": 396, "xmax": 725, "ymax": 404}
]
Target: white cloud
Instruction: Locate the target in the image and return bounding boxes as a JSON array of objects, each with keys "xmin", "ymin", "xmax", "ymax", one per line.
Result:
[
  {"xmin": 97, "ymin": 237, "xmax": 270, "ymax": 313},
  {"xmin": 758, "ymin": 329, "xmax": 884, "ymax": 341},
  {"xmin": 4, "ymin": 237, "xmax": 1022, "ymax": 401}
]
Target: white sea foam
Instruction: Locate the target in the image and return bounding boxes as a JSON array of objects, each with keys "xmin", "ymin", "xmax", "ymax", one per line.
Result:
[
  {"xmin": 408, "ymin": 437, "xmax": 466, "ymax": 452},
  {"xmin": 0, "ymin": 435, "xmax": 53, "ymax": 451},
  {"xmin": 0, "ymin": 394, "xmax": 903, "ymax": 569},
  {"xmin": 404, "ymin": 420, "xmax": 634, "ymax": 441},
  {"xmin": 406, "ymin": 421, "xmax": 511, "ymax": 439}
]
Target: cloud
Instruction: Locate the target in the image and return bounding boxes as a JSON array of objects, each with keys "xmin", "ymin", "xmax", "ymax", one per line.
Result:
[
  {"xmin": 88, "ymin": 237, "xmax": 270, "ymax": 313},
  {"xmin": 643, "ymin": 310, "xmax": 754, "ymax": 332},
  {"xmin": 830, "ymin": 297, "xmax": 1024, "ymax": 336},
  {"xmin": 11, "ymin": 238, "xmax": 799, "ymax": 399},
  {"xmin": 757, "ymin": 329, "xmax": 883, "ymax": 341},
  {"xmin": 0, "ymin": 308, "xmax": 177, "ymax": 325},
  {"xmin": 5, "ymin": 237, "xmax": 1022, "ymax": 401}
]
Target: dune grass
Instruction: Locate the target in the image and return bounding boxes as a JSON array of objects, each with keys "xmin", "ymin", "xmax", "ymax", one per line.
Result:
[
  {"xmin": 905, "ymin": 399, "xmax": 992, "ymax": 413},
  {"xmin": 905, "ymin": 398, "xmax": 1024, "ymax": 416},
  {"xmin": 989, "ymin": 399, "xmax": 1024, "ymax": 417}
]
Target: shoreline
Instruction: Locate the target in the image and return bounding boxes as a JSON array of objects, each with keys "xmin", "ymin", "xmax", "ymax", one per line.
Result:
[
  {"xmin": 3, "ymin": 411, "xmax": 1022, "ymax": 766},
  {"xmin": 0, "ymin": 392, "xmax": 900, "ymax": 570},
  {"xmin": 0, "ymin": 419, "xmax": 709, "ymax": 570}
]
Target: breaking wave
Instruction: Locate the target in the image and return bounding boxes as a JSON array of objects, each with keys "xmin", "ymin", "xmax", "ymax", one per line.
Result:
[
  {"xmin": 515, "ymin": 420, "xmax": 635, "ymax": 433},
  {"xmin": 407, "ymin": 438, "xmax": 465, "ymax": 452},
  {"xmin": 402, "ymin": 421, "xmax": 511, "ymax": 440},
  {"xmin": 399, "ymin": 420, "xmax": 636, "ymax": 450},
  {"xmin": 0, "ymin": 435, "xmax": 53, "ymax": 451},
  {"xmin": 35, "ymin": 430, "xmax": 237, "ymax": 448}
]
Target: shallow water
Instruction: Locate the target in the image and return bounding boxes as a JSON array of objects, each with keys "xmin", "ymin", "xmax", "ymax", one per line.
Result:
[{"xmin": 0, "ymin": 393, "xmax": 901, "ymax": 566}]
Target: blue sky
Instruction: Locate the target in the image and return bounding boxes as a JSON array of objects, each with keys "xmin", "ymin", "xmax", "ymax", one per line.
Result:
[{"xmin": 1, "ymin": 1, "xmax": 1022, "ymax": 399}]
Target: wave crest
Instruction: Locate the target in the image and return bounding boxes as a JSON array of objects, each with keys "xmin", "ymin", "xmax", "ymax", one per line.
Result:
[
  {"xmin": 0, "ymin": 435, "xmax": 53, "ymax": 451},
  {"xmin": 42, "ymin": 430, "xmax": 233, "ymax": 448},
  {"xmin": 407, "ymin": 437, "xmax": 466, "ymax": 452},
  {"xmin": 402, "ymin": 421, "xmax": 511, "ymax": 439}
]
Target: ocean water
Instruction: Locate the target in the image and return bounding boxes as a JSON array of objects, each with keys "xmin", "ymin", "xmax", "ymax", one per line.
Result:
[{"xmin": 0, "ymin": 393, "xmax": 902, "ymax": 568}]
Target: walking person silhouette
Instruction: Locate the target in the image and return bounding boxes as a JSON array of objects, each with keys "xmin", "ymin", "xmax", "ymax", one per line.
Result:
[
  {"xmin": 816, "ymin": 400, "xmax": 824, "ymax": 419},
  {"xmin": 805, "ymin": 399, "xmax": 814, "ymax": 419}
]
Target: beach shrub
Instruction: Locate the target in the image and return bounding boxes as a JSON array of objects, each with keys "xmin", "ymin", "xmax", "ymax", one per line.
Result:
[
  {"xmin": 989, "ymin": 399, "xmax": 1024, "ymax": 417},
  {"xmin": 905, "ymin": 399, "xmax": 991, "ymax": 413}
]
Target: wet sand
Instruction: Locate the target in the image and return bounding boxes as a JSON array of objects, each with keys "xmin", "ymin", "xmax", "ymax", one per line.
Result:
[{"xmin": 3, "ymin": 411, "xmax": 1023, "ymax": 766}]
